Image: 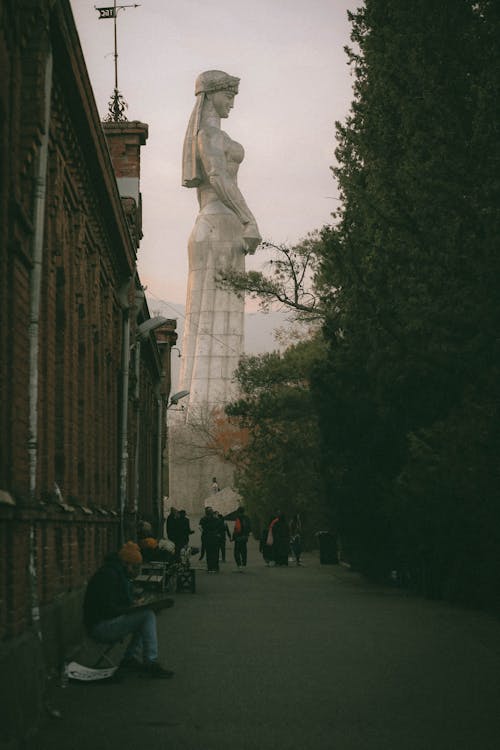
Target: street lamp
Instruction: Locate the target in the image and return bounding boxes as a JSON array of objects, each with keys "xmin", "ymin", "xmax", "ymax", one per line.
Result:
[
  {"xmin": 136, "ymin": 316, "xmax": 169, "ymax": 339},
  {"xmin": 167, "ymin": 389, "xmax": 189, "ymax": 410}
]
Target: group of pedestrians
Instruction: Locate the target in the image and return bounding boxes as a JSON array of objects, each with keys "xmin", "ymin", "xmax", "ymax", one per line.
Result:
[
  {"xmin": 166, "ymin": 500, "xmax": 303, "ymax": 573},
  {"xmin": 199, "ymin": 505, "xmax": 251, "ymax": 573},
  {"xmin": 81, "ymin": 506, "xmax": 304, "ymax": 683},
  {"xmin": 260, "ymin": 512, "xmax": 302, "ymax": 567}
]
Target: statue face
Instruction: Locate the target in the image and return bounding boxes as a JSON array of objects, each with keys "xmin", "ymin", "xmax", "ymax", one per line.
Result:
[{"xmin": 209, "ymin": 90, "xmax": 235, "ymax": 119}]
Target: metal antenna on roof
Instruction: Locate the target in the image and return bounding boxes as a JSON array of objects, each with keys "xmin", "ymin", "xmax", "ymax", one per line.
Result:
[{"xmin": 95, "ymin": 1, "xmax": 141, "ymax": 121}]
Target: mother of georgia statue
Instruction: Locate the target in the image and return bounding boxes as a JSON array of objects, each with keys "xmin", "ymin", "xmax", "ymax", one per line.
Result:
[{"xmin": 178, "ymin": 70, "xmax": 261, "ymax": 412}]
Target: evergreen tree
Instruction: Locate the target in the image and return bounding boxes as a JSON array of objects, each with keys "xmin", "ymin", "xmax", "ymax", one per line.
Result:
[
  {"xmin": 226, "ymin": 338, "xmax": 328, "ymax": 541},
  {"xmin": 315, "ymin": 0, "xmax": 500, "ymax": 600}
]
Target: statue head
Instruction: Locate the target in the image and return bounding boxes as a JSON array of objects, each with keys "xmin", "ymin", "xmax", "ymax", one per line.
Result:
[
  {"xmin": 194, "ymin": 70, "xmax": 240, "ymax": 96},
  {"xmin": 182, "ymin": 70, "xmax": 240, "ymax": 188}
]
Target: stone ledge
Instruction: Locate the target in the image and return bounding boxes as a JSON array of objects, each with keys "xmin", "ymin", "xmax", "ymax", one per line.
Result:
[{"xmin": 0, "ymin": 504, "xmax": 120, "ymax": 523}]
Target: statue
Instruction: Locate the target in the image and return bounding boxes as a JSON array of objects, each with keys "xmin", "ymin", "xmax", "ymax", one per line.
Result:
[{"xmin": 178, "ymin": 70, "xmax": 261, "ymax": 410}]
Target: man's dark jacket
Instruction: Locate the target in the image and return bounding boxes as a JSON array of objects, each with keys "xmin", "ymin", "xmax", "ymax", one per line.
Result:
[
  {"xmin": 166, "ymin": 512, "xmax": 180, "ymax": 543},
  {"xmin": 200, "ymin": 514, "xmax": 219, "ymax": 537},
  {"xmin": 233, "ymin": 513, "xmax": 251, "ymax": 541},
  {"xmin": 83, "ymin": 555, "xmax": 134, "ymax": 631}
]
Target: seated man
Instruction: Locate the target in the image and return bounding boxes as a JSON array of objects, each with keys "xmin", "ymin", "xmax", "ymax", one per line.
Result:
[{"xmin": 83, "ymin": 541, "xmax": 174, "ymax": 678}]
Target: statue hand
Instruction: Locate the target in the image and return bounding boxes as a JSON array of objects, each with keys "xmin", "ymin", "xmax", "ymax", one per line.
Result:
[{"xmin": 242, "ymin": 223, "xmax": 262, "ymax": 255}]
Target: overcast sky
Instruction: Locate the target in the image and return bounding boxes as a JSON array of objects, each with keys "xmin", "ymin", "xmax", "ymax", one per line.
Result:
[{"xmin": 70, "ymin": 0, "xmax": 359, "ymax": 312}]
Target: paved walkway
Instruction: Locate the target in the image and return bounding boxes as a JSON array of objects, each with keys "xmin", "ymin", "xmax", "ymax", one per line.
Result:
[{"xmin": 29, "ymin": 541, "xmax": 500, "ymax": 750}]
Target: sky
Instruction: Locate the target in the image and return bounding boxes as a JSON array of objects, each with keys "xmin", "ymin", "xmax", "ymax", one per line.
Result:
[{"xmin": 70, "ymin": 0, "xmax": 359, "ymax": 314}]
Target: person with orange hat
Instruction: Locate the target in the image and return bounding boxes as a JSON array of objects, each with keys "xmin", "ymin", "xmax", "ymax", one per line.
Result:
[
  {"xmin": 139, "ymin": 536, "xmax": 159, "ymax": 553},
  {"xmin": 83, "ymin": 541, "xmax": 174, "ymax": 678}
]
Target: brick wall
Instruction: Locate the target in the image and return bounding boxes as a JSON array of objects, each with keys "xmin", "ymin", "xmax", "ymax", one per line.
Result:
[
  {"xmin": 0, "ymin": 509, "xmax": 119, "ymax": 641},
  {"xmin": 0, "ymin": 3, "xmax": 170, "ymax": 744}
]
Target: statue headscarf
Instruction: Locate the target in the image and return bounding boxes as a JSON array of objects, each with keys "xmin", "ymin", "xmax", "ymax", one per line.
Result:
[{"xmin": 182, "ymin": 70, "xmax": 240, "ymax": 188}]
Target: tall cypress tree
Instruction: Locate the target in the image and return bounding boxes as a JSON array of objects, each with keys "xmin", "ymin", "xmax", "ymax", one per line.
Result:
[{"xmin": 314, "ymin": 1, "xmax": 500, "ymax": 599}]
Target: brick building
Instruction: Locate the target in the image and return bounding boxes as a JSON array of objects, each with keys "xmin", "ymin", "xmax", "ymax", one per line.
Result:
[{"xmin": 0, "ymin": 1, "xmax": 177, "ymax": 745}]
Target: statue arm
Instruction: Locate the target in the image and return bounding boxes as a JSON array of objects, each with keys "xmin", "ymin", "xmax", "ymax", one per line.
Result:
[{"xmin": 198, "ymin": 128, "xmax": 261, "ymax": 253}]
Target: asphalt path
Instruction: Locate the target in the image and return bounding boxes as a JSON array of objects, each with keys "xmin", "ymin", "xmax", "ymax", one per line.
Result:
[{"xmin": 30, "ymin": 540, "xmax": 500, "ymax": 750}]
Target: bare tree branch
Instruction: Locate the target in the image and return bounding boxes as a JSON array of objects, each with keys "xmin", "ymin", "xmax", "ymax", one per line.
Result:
[{"xmin": 216, "ymin": 234, "xmax": 328, "ymax": 322}]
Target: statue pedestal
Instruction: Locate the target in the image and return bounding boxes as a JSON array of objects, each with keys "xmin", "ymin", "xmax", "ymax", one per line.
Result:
[{"xmin": 167, "ymin": 416, "xmax": 235, "ymax": 516}]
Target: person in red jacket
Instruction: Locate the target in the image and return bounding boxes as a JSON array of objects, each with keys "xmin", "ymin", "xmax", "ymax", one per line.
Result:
[{"xmin": 232, "ymin": 507, "xmax": 251, "ymax": 571}]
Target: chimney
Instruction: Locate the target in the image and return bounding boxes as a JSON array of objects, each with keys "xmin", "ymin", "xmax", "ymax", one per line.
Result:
[{"xmin": 102, "ymin": 120, "xmax": 149, "ymax": 247}]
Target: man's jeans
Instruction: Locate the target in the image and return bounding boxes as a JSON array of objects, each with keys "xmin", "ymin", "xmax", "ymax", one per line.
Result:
[
  {"xmin": 234, "ymin": 539, "xmax": 248, "ymax": 567},
  {"xmin": 90, "ymin": 609, "xmax": 158, "ymax": 663}
]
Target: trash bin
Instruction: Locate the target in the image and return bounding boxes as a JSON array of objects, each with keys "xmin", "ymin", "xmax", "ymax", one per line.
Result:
[{"xmin": 317, "ymin": 532, "xmax": 338, "ymax": 564}]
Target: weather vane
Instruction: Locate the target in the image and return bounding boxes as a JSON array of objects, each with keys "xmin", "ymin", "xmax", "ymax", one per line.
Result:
[{"xmin": 95, "ymin": 1, "xmax": 141, "ymax": 122}]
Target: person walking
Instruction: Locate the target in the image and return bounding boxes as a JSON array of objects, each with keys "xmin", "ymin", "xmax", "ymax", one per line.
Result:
[
  {"xmin": 215, "ymin": 511, "xmax": 231, "ymax": 562},
  {"xmin": 272, "ymin": 512, "xmax": 290, "ymax": 566},
  {"xmin": 199, "ymin": 507, "xmax": 220, "ymax": 573},
  {"xmin": 290, "ymin": 513, "xmax": 303, "ymax": 566},
  {"xmin": 166, "ymin": 508, "xmax": 180, "ymax": 546},
  {"xmin": 232, "ymin": 506, "xmax": 251, "ymax": 572},
  {"xmin": 177, "ymin": 509, "xmax": 194, "ymax": 557},
  {"xmin": 260, "ymin": 517, "xmax": 275, "ymax": 566},
  {"xmin": 263, "ymin": 513, "xmax": 280, "ymax": 567}
]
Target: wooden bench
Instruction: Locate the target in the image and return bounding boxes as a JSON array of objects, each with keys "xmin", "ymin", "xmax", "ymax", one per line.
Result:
[{"xmin": 136, "ymin": 561, "xmax": 174, "ymax": 593}]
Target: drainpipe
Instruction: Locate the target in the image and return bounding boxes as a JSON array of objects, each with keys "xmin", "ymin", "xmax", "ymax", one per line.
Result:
[
  {"xmin": 133, "ymin": 338, "xmax": 141, "ymax": 517},
  {"xmin": 28, "ymin": 48, "xmax": 52, "ymax": 638},
  {"xmin": 118, "ymin": 283, "xmax": 132, "ymax": 545},
  {"xmin": 155, "ymin": 383, "xmax": 163, "ymax": 535},
  {"xmin": 131, "ymin": 287, "xmax": 145, "ymax": 529}
]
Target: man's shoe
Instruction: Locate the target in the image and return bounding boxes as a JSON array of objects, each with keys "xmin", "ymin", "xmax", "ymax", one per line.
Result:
[
  {"xmin": 119, "ymin": 657, "xmax": 144, "ymax": 672},
  {"xmin": 150, "ymin": 597, "xmax": 175, "ymax": 612},
  {"xmin": 145, "ymin": 661, "xmax": 175, "ymax": 679}
]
